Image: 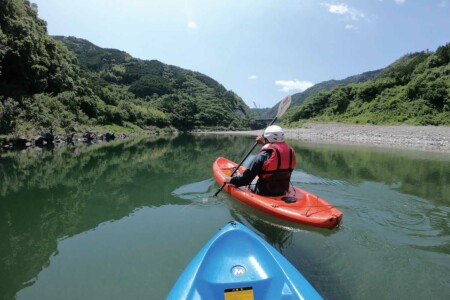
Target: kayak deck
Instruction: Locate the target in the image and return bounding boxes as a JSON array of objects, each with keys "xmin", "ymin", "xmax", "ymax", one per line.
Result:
[
  {"xmin": 213, "ymin": 157, "xmax": 343, "ymax": 229},
  {"xmin": 167, "ymin": 221, "xmax": 323, "ymax": 299}
]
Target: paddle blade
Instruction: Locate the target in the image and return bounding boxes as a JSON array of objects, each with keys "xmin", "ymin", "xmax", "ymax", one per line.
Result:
[{"xmin": 276, "ymin": 95, "xmax": 292, "ymax": 118}]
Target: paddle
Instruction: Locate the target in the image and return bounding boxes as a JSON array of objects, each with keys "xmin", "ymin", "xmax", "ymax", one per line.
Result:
[{"xmin": 214, "ymin": 95, "xmax": 292, "ymax": 197}]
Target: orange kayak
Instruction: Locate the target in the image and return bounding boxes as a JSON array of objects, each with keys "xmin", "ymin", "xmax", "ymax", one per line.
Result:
[{"xmin": 213, "ymin": 157, "xmax": 343, "ymax": 229}]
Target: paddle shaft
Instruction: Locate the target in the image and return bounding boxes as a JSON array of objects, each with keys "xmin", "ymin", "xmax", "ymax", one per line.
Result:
[{"xmin": 213, "ymin": 117, "xmax": 278, "ymax": 197}]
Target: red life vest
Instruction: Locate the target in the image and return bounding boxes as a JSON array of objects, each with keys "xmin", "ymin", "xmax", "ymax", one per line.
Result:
[{"xmin": 257, "ymin": 142, "xmax": 296, "ymax": 194}]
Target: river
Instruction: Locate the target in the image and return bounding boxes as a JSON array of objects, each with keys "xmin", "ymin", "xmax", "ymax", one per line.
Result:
[{"xmin": 0, "ymin": 134, "xmax": 449, "ymax": 299}]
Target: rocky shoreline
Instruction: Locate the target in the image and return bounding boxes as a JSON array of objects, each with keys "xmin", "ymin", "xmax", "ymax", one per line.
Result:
[
  {"xmin": 0, "ymin": 130, "xmax": 130, "ymax": 150},
  {"xmin": 206, "ymin": 123, "xmax": 450, "ymax": 153},
  {"xmin": 0, "ymin": 124, "xmax": 177, "ymax": 150},
  {"xmin": 3, "ymin": 123, "xmax": 450, "ymax": 153}
]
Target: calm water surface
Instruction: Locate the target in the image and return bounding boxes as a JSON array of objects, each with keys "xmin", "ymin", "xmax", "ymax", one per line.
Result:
[{"xmin": 0, "ymin": 135, "xmax": 449, "ymax": 300}]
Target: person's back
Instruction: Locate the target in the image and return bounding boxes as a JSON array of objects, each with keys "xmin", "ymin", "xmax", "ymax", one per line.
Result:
[
  {"xmin": 255, "ymin": 126, "xmax": 296, "ymax": 196},
  {"xmin": 225, "ymin": 125, "xmax": 297, "ymax": 196}
]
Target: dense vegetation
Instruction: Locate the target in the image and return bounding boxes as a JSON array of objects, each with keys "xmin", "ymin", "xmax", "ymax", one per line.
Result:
[
  {"xmin": 0, "ymin": 0, "xmax": 255, "ymax": 137},
  {"xmin": 282, "ymin": 46, "xmax": 450, "ymax": 126},
  {"xmin": 1, "ymin": 1, "xmax": 448, "ymax": 140},
  {"xmin": 54, "ymin": 36, "xmax": 255, "ymax": 131},
  {"xmin": 263, "ymin": 70, "xmax": 382, "ymax": 118}
]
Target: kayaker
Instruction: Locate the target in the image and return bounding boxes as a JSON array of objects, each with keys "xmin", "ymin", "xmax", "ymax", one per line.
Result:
[{"xmin": 224, "ymin": 125, "xmax": 297, "ymax": 196}]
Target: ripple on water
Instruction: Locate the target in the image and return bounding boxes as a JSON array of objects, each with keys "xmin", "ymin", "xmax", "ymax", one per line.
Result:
[
  {"xmin": 171, "ymin": 178, "xmax": 220, "ymax": 203},
  {"xmin": 342, "ymin": 181, "xmax": 449, "ymax": 251},
  {"xmin": 287, "ymin": 236, "xmax": 356, "ymax": 299}
]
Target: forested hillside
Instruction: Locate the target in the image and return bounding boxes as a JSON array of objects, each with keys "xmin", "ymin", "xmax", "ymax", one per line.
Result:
[
  {"xmin": 54, "ymin": 36, "xmax": 255, "ymax": 130},
  {"xmin": 1, "ymin": 1, "xmax": 448, "ymax": 141},
  {"xmin": 0, "ymin": 0, "xmax": 254, "ymax": 137},
  {"xmin": 263, "ymin": 69, "xmax": 382, "ymax": 118},
  {"xmin": 282, "ymin": 45, "xmax": 450, "ymax": 126}
]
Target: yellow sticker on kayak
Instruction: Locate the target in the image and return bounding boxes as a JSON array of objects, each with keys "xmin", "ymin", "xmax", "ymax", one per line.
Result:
[
  {"xmin": 224, "ymin": 287, "xmax": 254, "ymax": 300},
  {"xmin": 223, "ymin": 167, "xmax": 235, "ymax": 176}
]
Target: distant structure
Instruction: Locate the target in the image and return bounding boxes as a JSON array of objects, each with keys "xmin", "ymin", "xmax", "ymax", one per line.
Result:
[{"xmin": 249, "ymin": 118, "xmax": 272, "ymax": 129}]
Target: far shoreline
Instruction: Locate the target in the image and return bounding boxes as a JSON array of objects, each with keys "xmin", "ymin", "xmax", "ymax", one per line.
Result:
[{"xmin": 196, "ymin": 123, "xmax": 450, "ymax": 153}]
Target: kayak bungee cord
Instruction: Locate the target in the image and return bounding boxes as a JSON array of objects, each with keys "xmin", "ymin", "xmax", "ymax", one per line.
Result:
[
  {"xmin": 291, "ymin": 183, "xmax": 337, "ymax": 217},
  {"xmin": 305, "ymin": 195, "xmax": 320, "ymax": 217}
]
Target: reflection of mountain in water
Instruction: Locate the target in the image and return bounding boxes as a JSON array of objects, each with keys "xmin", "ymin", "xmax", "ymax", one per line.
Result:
[
  {"xmin": 0, "ymin": 134, "xmax": 253, "ymax": 300},
  {"xmin": 1, "ymin": 134, "xmax": 448, "ymax": 299},
  {"xmin": 290, "ymin": 141, "xmax": 450, "ymax": 205}
]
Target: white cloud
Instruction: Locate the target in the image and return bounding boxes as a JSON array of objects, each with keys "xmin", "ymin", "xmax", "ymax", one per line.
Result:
[
  {"xmin": 345, "ymin": 24, "xmax": 355, "ymax": 30},
  {"xmin": 275, "ymin": 80, "xmax": 314, "ymax": 93},
  {"xmin": 394, "ymin": 0, "xmax": 406, "ymax": 5},
  {"xmin": 321, "ymin": 3, "xmax": 366, "ymax": 21},
  {"xmin": 248, "ymin": 75, "xmax": 258, "ymax": 80},
  {"xmin": 187, "ymin": 20, "xmax": 198, "ymax": 30}
]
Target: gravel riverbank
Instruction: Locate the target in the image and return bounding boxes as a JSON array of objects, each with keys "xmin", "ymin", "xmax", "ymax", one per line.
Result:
[{"xmin": 204, "ymin": 123, "xmax": 450, "ymax": 153}]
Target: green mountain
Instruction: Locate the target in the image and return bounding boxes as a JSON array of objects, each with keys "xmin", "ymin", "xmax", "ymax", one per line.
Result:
[
  {"xmin": 263, "ymin": 69, "xmax": 382, "ymax": 119},
  {"xmin": 54, "ymin": 36, "xmax": 255, "ymax": 129},
  {"xmin": 0, "ymin": 0, "xmax": 255, "ymax": 136},
  {"xmin": 1, "ymin": 1, "xmax": 448, "ymax": 137},
  {"xmin": 282, "ymin": 46, "xmax": 450, "ymax": 126}
]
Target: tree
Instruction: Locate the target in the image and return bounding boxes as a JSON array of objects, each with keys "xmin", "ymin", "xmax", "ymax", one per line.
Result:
[{"xmin": 129, "ymin": 75, "xmax": 172, "ymax": 98}]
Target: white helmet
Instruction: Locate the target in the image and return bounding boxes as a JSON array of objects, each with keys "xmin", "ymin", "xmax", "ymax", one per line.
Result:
[{"xmin": 263, "ymin": 125, "xmax": 285, "ymax": 143}]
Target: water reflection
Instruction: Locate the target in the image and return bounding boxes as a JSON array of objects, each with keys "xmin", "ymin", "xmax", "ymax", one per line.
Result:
[
  {"xmin": 1, "ymin": 135, "xmax": 449, "ymax": 300},
  {"xmin": 290, "ymin": 141, "xmax": 450, "ymax": 205},
  {"xmin": 0, "ymin": 134, "xmax": 252, "ymax": 300}
]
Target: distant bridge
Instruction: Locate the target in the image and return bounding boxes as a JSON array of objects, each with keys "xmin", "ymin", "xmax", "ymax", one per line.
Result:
[{"xmin": 249, "ymin": 118, "xmax": 273, "ymax": 129}]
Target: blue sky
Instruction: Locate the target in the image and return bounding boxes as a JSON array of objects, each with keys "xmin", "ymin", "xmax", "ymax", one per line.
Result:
[{"xmin": 33, "ymin": 0, "xmax": 450, "ymax": 108}]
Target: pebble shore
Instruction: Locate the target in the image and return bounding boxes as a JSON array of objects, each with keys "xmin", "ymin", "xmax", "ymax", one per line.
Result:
[{"xmin": 209, "ymin": 123, "xmax": 450, "ymax": 153}]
